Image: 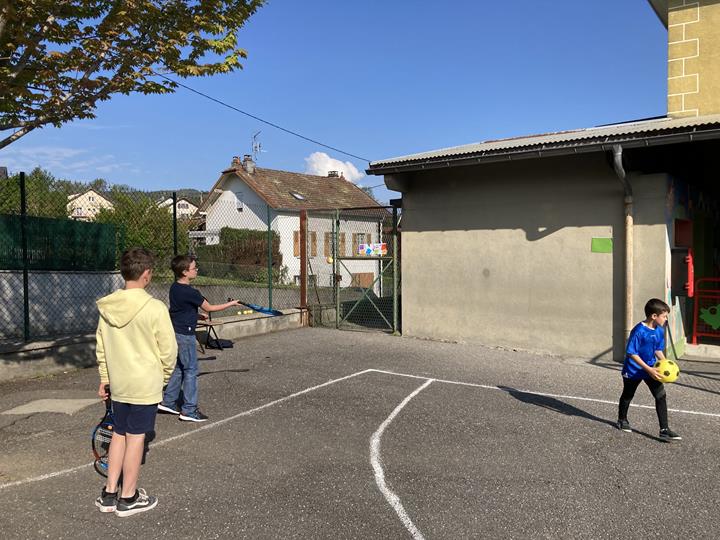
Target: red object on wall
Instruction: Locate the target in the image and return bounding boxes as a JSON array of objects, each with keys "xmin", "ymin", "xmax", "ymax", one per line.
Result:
[
  {"xmin": 692, "ymin": 277, "xmax": 720, "ymax": 345},
  {"xmin": 685, "ymin": 249, "xmax": 694, "ymax": 298}
]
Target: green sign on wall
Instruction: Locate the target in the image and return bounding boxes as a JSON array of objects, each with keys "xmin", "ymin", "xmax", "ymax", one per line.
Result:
[{"xmin": 591, "ymin": 238, "xmax": 613, "ymax": 253}]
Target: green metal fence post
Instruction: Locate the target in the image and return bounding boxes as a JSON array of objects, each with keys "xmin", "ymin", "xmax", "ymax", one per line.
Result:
[
  {"xmin": 20, "ymin": 172, "xmax": 30, "ymax": 341},
  {"xmin": 172, "ymin": 191, "xmax": 178, "ymax": 255},
  {"xmin": 392, "ymin": 206, "xmax": 399, "ymax": 335},
  {"xmin": 334, "ymin": 210, "xmax": 340, "ymax": 329},
  {"xmin": 267, "ymin": 204, "xmax": 273, "ymax": 310}
]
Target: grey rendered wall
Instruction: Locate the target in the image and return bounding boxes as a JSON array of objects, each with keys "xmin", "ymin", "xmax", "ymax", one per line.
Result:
[{"xmin": 400, "ymin": 153, "xmax": 667, "ymax": 360}]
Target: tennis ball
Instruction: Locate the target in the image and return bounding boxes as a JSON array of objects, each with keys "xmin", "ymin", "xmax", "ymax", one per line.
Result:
[
  {"xmin": 655, "ymin": 359, "xmax": 680, "ymax": 383},
  {"xmin": 326, "ymin": 256, "xmax": 333, "ymax": 264}
]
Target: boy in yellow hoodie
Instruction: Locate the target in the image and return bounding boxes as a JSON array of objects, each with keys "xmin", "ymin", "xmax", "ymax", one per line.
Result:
[{"xmin": 94, "ymin": 248, "xmax": 177, "ymax": 517}]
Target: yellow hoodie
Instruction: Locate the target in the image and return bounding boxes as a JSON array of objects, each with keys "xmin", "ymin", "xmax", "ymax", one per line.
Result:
[{"xmin": 96, "ymin": 288, "xmax": 177, "ymax": 405}]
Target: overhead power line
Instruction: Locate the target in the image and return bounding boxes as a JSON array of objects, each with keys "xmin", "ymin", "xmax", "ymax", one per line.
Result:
[{"xmin": 153, "ymin": 72, "xmax": 370, "ymax": 163}]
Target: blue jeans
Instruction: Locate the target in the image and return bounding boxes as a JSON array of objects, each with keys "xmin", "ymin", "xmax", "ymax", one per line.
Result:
[{"xmin": 162, "ymin": 333, "xmax": 199, "ymax": 415}]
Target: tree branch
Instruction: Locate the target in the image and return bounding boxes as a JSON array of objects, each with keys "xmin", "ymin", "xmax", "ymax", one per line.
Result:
[
  {"xmin": 0, "ymin": 125, "xmax": 36, "ymax": 150},
  {"xmin": 9, "ymin": 14, "xmax": 57, "ymax": 81}
]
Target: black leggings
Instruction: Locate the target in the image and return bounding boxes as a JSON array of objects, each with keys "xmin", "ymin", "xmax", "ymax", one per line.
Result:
[{"xmin": 618, "ymin": 377, "xmax": 668, "ymax": 430}]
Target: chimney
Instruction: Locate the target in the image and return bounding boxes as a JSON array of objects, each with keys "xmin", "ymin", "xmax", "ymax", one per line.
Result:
[
  {"xmin": 663, "ymin": 0, "xmax": 720, "ymax": 117},
  {"xmin": 231, "ymin": 156, "xmax": 241, "ymax": 167},
  {"xmin": 243, "ymin": 154, "xmax": 255, "ymax": 174},
  {"xmin": 327, "ymin": 170, "xmax": 339, "ymax": 178}
]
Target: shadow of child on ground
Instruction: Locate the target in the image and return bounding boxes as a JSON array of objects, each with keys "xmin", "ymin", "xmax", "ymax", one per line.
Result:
[{"xmin": 497, "ymin": 385, "xmax": 665, "ymax": 443}]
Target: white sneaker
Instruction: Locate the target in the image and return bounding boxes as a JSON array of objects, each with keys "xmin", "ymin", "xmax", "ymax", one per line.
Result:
[{"xmin": 157, "ymin": 403, "xmax": 180, "ymax": 415}]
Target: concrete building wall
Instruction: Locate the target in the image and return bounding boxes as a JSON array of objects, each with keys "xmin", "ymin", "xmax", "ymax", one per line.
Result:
[
  {"xmin": 400, "ymin": 154, "xmax": 668, "ymax": 359},
  {"xmin": 668, "ymin": 0, "xmax": 720, "ymax": 117}
]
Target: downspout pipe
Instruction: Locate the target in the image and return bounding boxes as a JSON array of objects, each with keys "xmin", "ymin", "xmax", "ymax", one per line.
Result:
[{"xmin": 612, "ymin": 144, "xmax": 634, "ymax": 341}]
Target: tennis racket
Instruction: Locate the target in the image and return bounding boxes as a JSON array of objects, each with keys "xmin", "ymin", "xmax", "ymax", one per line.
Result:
[
  {"xmin": 91, "ymin": 385, "xmax": 115, "ymax": 477},
  {"xmin": 228, "ymin": 298, "xmax": 283, "ymax": 316}
]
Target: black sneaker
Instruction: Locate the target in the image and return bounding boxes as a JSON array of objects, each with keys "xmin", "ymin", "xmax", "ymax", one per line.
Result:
[
  {"xmin": 95, "ymin": 488, "xmax": 117, "ymax": 513},
  {"xmin": 659, "ymin": 428, "xmax": 682, "ymax": 441},
  {"xmin": 157, "ymin": 403, "xmax": 180, "ymax": 415},
  {"xmin": 114, "ymin": 488, "xmax": 158, "ymax": 517},
  {"xmin": 617, "ymin": 419, "xmax": 632, "ymax": 432},
  {"xmin": 179, "ymin": 410, "xmax": 209, "ymax": 422}
]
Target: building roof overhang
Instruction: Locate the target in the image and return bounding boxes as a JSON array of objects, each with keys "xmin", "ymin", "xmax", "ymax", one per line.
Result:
[
  {"xmin": 366, "ymin": 115, "xmax": 720, "ymax": 176},
  {"xmin": 647, "ymin": 0, "xmax": 668, "ymax": 28}
]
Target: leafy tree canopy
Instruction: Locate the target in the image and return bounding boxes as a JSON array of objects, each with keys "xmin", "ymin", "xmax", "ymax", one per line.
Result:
[{"xmin": 0, "ymin": 0, "xmax": 265, "ymax": 149}]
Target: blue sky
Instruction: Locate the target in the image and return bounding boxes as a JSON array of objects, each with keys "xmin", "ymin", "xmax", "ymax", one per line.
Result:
[{"xmin": 1, "ymin": 0, "xmax": 667, "ymax": 203}]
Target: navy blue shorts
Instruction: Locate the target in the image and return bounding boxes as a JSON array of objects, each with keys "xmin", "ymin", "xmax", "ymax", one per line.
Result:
[{"xmin": 112, "ymin": 401, "xmax": 158, "ymax": 435}]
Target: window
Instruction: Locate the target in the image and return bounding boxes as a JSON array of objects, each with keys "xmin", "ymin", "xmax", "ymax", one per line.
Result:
[
  {"xmin": 88, "ymin": 195, "xmax": 95, "ymax": 202},
  {"xmin": 178, "ymin": 202, "xmax": 189, "ymax": 209},
  {"xmin": 234, "ymin": 191, "xmax": 243, "ymax": 212},
  {"xmin": 290, "ymin": 191, "xmax": 305, "ymax": 200},
  {"xmin": 352, "ymin": 233, "xmax": 372, "ymax": 255}
]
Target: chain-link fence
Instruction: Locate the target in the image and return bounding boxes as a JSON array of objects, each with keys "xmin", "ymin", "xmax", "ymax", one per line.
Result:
[
  {"xmin": 0, "ymin": 170, "xmax": 300, "ymax": 344},
  {"xmin": 306, "ymin": 206, "xmax": 400, "ymax": 333}
]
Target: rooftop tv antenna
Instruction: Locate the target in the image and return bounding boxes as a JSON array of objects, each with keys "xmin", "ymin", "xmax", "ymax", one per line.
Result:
[{"xmin": 252, "ymin": 131, "xmax": 263, "ymax": 161}]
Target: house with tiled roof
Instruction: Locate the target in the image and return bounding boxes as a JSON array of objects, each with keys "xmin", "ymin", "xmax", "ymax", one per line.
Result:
[
  {"xmin": 66, "ymin": 189, "xmax": 114, "ymax": 221},
  {"xmin": 193, "ymin": 156, "xmax": 386, "ymax": 288}
]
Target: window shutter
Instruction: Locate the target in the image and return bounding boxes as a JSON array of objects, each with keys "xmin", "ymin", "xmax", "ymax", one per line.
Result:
[
  {"xmin": 310, "ymin": 231, "xmax": 317, "ymax": 257},
  {"xmin": 324, "ymin": 232, "xmax": 331, "ymax": 257},
  {"xmin": 294, "ymin": 231, "xmax": 299, "ymax": 257},
  {"xmin": 339, "ymin": 233, "xmax": 346, "ymax": 256}
]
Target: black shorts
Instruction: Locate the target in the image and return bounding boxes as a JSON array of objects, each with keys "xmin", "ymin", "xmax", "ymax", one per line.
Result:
[{"xmin": 112, "ymin": 401, "xmax": 158, "ymax": 435}]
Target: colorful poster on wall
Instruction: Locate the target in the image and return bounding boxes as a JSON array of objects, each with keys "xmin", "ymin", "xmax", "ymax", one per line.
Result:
[{"xmin": 358, "ymin": 243, "xmax": 387, "ymax": 256}]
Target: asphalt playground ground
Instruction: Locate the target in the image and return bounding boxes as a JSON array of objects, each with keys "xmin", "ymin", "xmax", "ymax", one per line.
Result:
[{"xmin": 1, "ymin": 327, "xmax": 719, "ymax": 539}]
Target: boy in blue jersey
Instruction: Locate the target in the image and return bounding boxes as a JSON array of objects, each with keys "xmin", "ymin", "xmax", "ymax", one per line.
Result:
[
  {"xmin": 158, "ymin": 255, "xmax": 240, "ymax": 422},
  {"xmin": 617, "ymin": 298, "xmax": 681, "ymax": 441}
]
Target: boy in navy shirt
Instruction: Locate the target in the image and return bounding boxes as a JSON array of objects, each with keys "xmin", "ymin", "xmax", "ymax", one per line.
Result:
[
  {"xmin": 617, "ymin": 298, "xmax": 681, "ymax": 441},
  {"xmin": 158, "ymin": 255, "xmax": 240, "ymax": 422}
]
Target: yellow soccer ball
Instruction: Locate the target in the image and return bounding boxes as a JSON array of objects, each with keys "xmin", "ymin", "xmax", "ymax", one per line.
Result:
[{"xmin": 655, "ymin": 359, "xmax": 680, "ymax": 383}]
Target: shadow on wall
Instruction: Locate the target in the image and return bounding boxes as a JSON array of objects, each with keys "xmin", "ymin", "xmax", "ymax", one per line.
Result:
[
  {"xmin": 0, "ymin": 274, "xmax": 301, "ymax": 344},
  {"xmin": 0, "ymin": 335, "xmax": 97, "ymax": 382},
  {"xmin": 402, "ymin": 154, "xmax": 665, "ymax": 237}
]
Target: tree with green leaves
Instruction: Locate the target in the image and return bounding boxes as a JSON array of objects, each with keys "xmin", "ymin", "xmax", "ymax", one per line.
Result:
[
  {"xmin": 0, "ymin": 0, "xmax": 264, "ymax": 149},
  {"xmin": 95, "ymin": 186, "xmax": 190, "ymax": 270},
  {"xmin": 0, "ymin": 167, "xmax": 80, "ymax": 217}
]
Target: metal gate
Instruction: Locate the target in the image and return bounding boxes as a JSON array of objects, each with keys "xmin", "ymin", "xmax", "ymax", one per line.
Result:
[{"xmin": 306, "ymin": 206, "xmax": 400, "ymax": 333}]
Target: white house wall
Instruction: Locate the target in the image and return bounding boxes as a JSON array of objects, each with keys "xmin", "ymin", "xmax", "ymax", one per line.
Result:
[
  {"xmin": 277, "ymin": 214, "xmax": 382, "ymax": 292},
  {"xmin": 203, "ymin": 175, "xmax": 270, "ymax": 244}
]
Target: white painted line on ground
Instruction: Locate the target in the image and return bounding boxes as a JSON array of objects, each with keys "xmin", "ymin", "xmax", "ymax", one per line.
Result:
[
  {"xmin": 0, "ymin": 369, "xmax": 374, "ymax": 492},
  {"xmin": 368, "ymin": 369, "xmax": 720, "ymax": 419},
  {"xmin": 370, "ymin": 378, "xmax": 432, "ymax": 540},
  {"xmin": 0, "ymin": 463, "xmax": 94, "ymax": 492}
]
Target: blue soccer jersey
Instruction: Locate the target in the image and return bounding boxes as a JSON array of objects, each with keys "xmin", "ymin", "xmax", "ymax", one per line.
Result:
[{"xmin": 622, "ymin": 322, "xmax": 665, "ymax": 380}]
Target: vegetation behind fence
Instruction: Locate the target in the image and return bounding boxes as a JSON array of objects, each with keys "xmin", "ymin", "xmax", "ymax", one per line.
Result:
[{"xmin": 0, "ymin": 168, "xmax": 300, "ymax": 343}]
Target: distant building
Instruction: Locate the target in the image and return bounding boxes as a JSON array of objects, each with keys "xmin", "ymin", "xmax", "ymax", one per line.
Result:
[
  {"xmin": 158, "ymin": 197, "xmax": 199, "ymax": 219},
  {"xmin": 194, "ymin": 155, "xmax": 387, "ymax": 288},
  {"xmin": 66, "ymin": 189, "xmax": 114, "ymax": 221}
]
